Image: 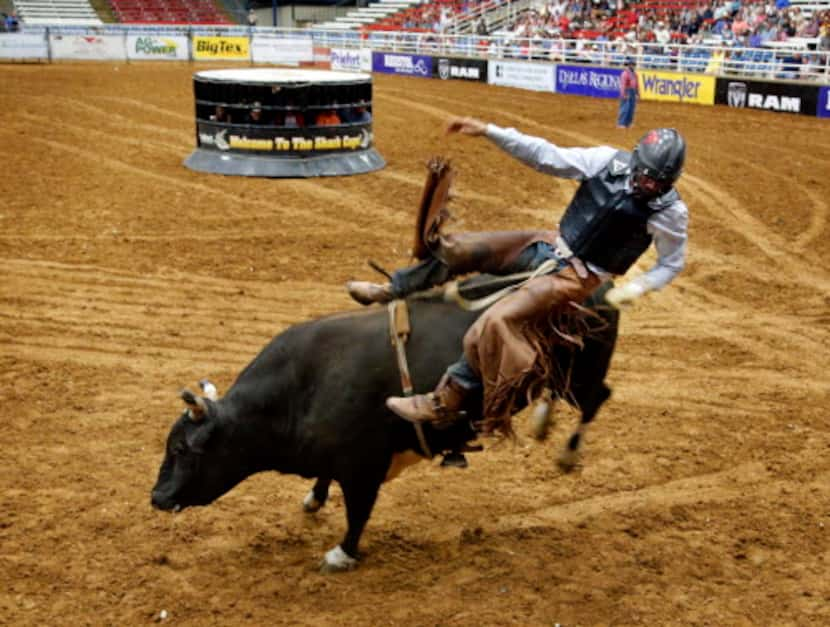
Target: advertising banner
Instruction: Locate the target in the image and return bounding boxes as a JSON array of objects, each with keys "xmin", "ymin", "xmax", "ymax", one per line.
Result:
[
  {"xmin": 192, "ymin": 36, "xmax": 250, "ymax": 61},
  {"xmin": 555, "ymin": 65, "xmax": 622, "ymax": 98},
  {"xmin": 126, "ymin": 35, "xmax": 188, "ymax": 61},
  {"xmin": 487, "ymin": 60, "xmax": 555, "ymax": 92},
  {"xmin": 196, "ymin": 121, "xmax": 373, "ymax": 156},
  {"xmin": 819, "ymin": 87, "xmax": 830, "ymax": 119},
  {"xmin": 331, "ymin": 47, "xmax": 372, "ymax": 72},
  {"xmin": 50, "ymin": 34, "xmax": 125, "ymax": 61},
  {"xmin": 0, "ymin": 33, "xmax": 48, "ymax": 59},
  {"xmin": 433, "ymin": 57, "xmax": 487, "ymax": 82},
  {"xmin": 714, "ymin": 78, "xmax": 818, "ymax": 116},
  {"xmin": 251, "ymin": 36, "xmax": 313, "ymax": 65},
  {"xmin": 639, "ymin": 70, "xmax": 715, "ymax": 105},
  {"xmin": 371, "ymin": 52, "xmax": 432, "ymax": 78}
]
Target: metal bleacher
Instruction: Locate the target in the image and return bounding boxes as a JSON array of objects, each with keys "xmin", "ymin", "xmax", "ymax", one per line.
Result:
[
  {"xmin": 313, "ymin": 0, "xmax": 423, "ymax": 31},
  {"xmin": 15, "ymin": 0, "xmax": 102, "ymax": 25}
]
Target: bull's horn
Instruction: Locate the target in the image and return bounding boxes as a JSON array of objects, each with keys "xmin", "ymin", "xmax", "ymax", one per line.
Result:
[
  {"xmin": 198, "ymin": 379, "xmax": 218, "ymax": 401},
  {"xmin": 180, "ymin": 388, "xmax": 209, "ymax": 422}
]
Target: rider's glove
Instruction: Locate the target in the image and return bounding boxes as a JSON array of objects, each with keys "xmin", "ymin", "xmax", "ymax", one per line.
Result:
[{"xmin": 605, "ymin": 282, "xmax": 646, "ymax": 308}]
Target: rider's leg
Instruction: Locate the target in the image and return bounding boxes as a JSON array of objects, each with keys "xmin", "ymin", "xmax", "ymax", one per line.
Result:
[
  {"xmin": 387, "ymin": 266, "xmax": 601, "ymax": 427},
  {"xmin": 347, "ymin": 231, "xmax": 557, "ymax": 305}
]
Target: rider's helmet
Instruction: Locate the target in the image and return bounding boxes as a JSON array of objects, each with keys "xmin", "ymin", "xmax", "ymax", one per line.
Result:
[{"xmin": 631, "ymin": 128, "xmax": 686, "ymax": 198}]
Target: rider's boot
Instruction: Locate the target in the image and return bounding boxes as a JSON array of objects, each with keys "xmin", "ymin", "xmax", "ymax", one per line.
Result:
[
  {"xmin": 386, "ymin": 374, "xmax": 468, "ymax": 425},
  {"xmin": 346, "ymin": 280, "xmax": 394, "ymax": 306}
]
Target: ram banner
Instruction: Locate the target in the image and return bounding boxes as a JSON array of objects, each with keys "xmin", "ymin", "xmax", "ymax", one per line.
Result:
[
  {"xmin": 433, "ymin": 57, "xmax": 487, "ymax": 82},
  {"xmin": 488, "ymin": 60, "xmax": 555, "ymax": 93},
  {"xmin": 819, "ymin": 87, "xmax": 830, "ymax": 119},
  {"xmin": 639, "ymin": 70, "xmax": 715, "ymax": 105},
  {"xmin": 126, "ymin": 35, "xmax": 189, "ymax": 61},
  {"xmin": 331, "ymin": 48, "xmax": 372, "ymax": 72},
  {"xmin": 251, "ymin": 36, "xmax": 313, "ymax": 65},
  {"xmin": 556, "ymin": 65, "xmax": 622, "ymax": 98},
  {"xmin": 192, "ymin": 36, "xmax": 250, "ymax": 61},
  {"xmin": 50, "ymin": 34, "xmax": 125, "ymax": 61},
  {"xmin": 715, "ymin": 77, "xmax": 818, "ymax": 116},
  {"xmin": 0, "ymin": 33, "xmax": 48, "ymax": 59}
]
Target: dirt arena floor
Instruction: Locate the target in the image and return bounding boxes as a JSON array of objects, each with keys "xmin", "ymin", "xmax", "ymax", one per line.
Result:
[{"xmin": 1, "ymin": 61, "xmax": 829, "ymax": 626}]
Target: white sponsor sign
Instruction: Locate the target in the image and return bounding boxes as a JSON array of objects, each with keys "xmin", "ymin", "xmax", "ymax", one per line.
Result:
[
  {"xmin": 126, "ymin": 35, "xmax": 189, "ymax": 61},
  {"xmin": 50, "ymin": 34, "xmax": 125, "ymax": 60},
  {"xmin": 330, "ymin": 47, "xmax": 371, "ymax": 72},
  {"xmin": 251, "ymin": 36, "xmax": 313, "ymax": 65},
  {"xmin": 488, "ymin": 60, "xmax": 555, "ymax": 93},
  {"xmin": 0, "ymin": 33, "xmax": 48, "ymax": 59}
]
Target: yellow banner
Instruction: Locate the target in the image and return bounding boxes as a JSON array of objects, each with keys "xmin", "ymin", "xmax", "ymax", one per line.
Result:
[
  {"xmin": 638, "ymin": 71, "xmax": 715, "ymax": 105},
  {"xmin": 193, "ymin": 37, "xmax": 250, "ymax": 60}
]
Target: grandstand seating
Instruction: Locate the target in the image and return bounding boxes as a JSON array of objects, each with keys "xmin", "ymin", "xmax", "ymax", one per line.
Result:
[
  {"xmin": 108, "ymin": 0, "xmax": 232, "ymax": 24},
  {"xmin": 313, "ymin": 0, "xmax": 423, "ymax": 31},
  {"xmin": 14, "ymin": 0, "xmax": 103, "ymax": 25}
]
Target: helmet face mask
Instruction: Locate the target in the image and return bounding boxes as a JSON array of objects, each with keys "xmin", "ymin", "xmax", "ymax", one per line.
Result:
[{"xmin": 631, "ymin": 128, "xmax": 686, "ymax": 198}]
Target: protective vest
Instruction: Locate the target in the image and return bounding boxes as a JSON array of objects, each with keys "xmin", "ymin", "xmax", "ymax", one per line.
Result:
[{"xmin": 559, "ymin": 150, "xmax": 672, "ymax": 275}]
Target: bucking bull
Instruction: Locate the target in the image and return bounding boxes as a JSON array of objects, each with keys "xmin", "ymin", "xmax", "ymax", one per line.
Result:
[{"xmin": 150, "ymin": 277, "xmax": 619, "ymax": 572}]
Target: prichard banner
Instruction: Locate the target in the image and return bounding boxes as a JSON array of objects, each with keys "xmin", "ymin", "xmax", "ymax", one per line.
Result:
[
  {"xmin": 556, "ymin": 65, "xmax": 622, "ymax": 98},
  {"xmin": 715, "ymin": 77, "xmax": 819, "ymax": 116},
  {"xmin": 639, "ymin": 70, "xmax": 715, "ymax": 105},
  {"xmin": 196, "ymin": 121, "xmax": 373, "ymax": 156}
]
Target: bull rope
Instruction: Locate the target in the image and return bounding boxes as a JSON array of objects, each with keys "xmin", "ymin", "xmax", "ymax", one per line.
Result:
[{"xmin": 387, "ymin": 300, "xmax": 433, "ymax": 459}]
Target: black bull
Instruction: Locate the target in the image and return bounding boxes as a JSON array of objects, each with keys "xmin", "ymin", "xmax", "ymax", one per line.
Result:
[{"xmin": 151, "ymin": 280, "xmax": 619, "ymax": 572}]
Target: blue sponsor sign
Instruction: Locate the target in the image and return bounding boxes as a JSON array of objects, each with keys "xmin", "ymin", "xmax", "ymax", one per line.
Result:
[
  {"xmin": 555, "ymin": 65, "xmax": 622, "ymax": 99},
  {"xmin": 819, "ymin": 87, "xmax": 830, "ymax": 118},
  {"xmin": 372, "ymin": 52, "xmax": 432, "ymax": 78}
]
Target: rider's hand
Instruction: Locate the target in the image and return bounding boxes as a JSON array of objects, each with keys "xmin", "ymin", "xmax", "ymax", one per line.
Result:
[
  {"xmin": 605, "ymin": 282, "xmax": 646, "ymax": 308},
  {"xmin": 446, "ymin": 117, "xmax": 487, "ymax": 137}
]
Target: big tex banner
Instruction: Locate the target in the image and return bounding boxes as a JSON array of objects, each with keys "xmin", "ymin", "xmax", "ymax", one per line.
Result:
[
  {"xmin": 638, "ymin": 70, "xmax": 715, "ymax": 105},
  {"xmin": 192, "ymin": 36, "xmax": 250, "ymax": 61}
]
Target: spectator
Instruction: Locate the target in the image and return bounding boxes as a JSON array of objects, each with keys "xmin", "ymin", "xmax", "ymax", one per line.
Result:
[
  {"xmin": 209, "ymin": 105, "xmax": 231, "ymax": 123},
  {"xmin": 315, "ymin": 108, "xmax": 342, "ymax": 126},
  {"xmin": 819, "ymin": 22, "xmax": 830, "ymax": 52},
  {"xmin": 617, "ymin": 57, "xmax": 639, "ymax": 129},
  {"xmin": 247, "ymin": 8, "xmax": 258, "ymax": 28},
  {"xmin": 347, "ymin": 105, "xmax": 371, "ymax": 124},
  {"xmin": 246, "ymin": 102, "xmax": 264, "ymax": 125},
  {"xmin": 5, "ymin": 12, "xmax": 19, "ymax": 32},
  {"xmin": 283, "ymin": 107, "xmax": 305, "ymax": 128}
]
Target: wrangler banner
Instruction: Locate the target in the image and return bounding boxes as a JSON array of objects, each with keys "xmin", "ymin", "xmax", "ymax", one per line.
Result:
[
  {"xmin": 192, "ymin": 37, "xmax": 250, "ymax": 61},
  {"xmin": 639, "ymin": 70, "xmax": 715, "ymax": 105},
  {"xmin": 196, "ymin": 122, "xmax": 373, "ymax": 156}
]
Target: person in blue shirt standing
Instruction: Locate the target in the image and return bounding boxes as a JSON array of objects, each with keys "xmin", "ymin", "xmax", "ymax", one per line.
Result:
[{"xmin": 617, "ymin": 57, "xmax": 639, "ymax": 129}]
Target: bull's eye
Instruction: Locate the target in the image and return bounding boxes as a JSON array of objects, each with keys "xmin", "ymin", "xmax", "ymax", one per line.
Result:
[{"xmin": 173, "ymin": 442, "xmax": 187, "ymax": 455}]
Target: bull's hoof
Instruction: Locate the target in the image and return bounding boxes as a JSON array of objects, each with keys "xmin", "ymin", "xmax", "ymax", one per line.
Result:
[
  {"xmin": 303, "ymin": 489, "xmax": 323, "ymax": 513},
  {"xmin": 319, "ymin": 545, "xmax": 358, "ymax": 574},
  {"xmin": 557, "ymin": 448, "xmax": 580, "ymax": 472},
  {"xmin": 530, "ymin": 401, "xmax": 552, "ymax": 441}
]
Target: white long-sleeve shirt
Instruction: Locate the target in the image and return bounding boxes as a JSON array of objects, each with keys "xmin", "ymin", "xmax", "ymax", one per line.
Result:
[{"xmin": 485, "ymin": 124, "xmax": 688, "ymax": 293}]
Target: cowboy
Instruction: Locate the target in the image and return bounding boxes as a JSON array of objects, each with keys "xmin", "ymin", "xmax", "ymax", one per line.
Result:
[{"xmin": 347, "ymin": 118, "xmax": 688, "ymax": 430}]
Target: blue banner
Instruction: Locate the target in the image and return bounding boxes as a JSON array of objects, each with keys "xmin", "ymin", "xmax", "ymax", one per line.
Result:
[
  {"xmin": 819, "ymin": 87, "xmax": 830, "ymax": 118},
  {"xmin": 371, "ymin": 52, "xmax": 432, "ymax": 78},
  {"xmin": 555, "ymin": 65, "xmax": 622, "ymax": 99}
]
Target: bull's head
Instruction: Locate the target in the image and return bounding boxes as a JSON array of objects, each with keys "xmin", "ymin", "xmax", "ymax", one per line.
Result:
[{"xmin": 151, "ymin": 381, "xmax": 243, "ymax": 513}]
